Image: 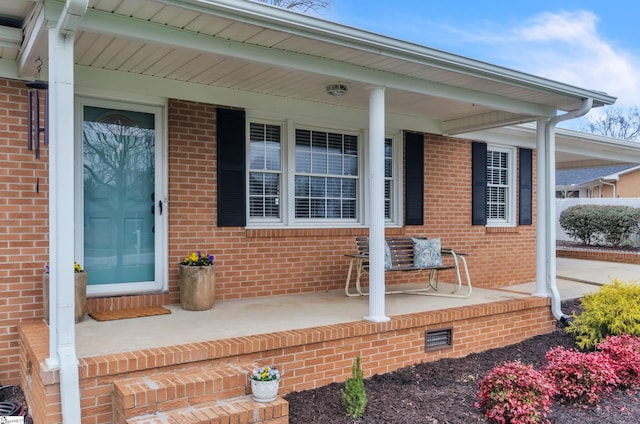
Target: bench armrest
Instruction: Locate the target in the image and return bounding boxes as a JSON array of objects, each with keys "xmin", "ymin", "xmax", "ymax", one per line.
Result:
[{"xmin": 345, "ymin": 253, "xmax": 368, "ymax": 259}]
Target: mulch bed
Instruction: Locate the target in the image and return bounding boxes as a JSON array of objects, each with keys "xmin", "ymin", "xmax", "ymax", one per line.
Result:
[{"xmin": 286, "ymin": 299, "xmax": 640, "ymax": 423}]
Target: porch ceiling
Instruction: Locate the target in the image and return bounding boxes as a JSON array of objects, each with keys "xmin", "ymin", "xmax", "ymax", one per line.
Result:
[{"xmin": 3, "ymin": 0, "xmax": 615, "ymax": 136}]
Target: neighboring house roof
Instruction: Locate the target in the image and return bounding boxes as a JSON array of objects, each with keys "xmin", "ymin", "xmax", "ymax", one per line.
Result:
[{"xmin": 556, "ymin": 164, "xmax": 640, "ymax": 187}]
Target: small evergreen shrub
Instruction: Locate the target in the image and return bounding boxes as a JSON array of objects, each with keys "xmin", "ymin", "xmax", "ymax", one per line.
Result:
[
  {"xmin": 597, "ymin": 334, "xmax": 640, "ymax": 388},
  {"xmin": 566, "ymin": 279, "xmax": 640, "ymax": 349},
  {"xmin": 341, "ymin": 356, "xmax": 367, "ymax": 419},
  {"xmin": 476, "ymin": 361, "xmax": 556, "ymax": 424},
  {"xmin": 542, "ymin": 346, "xmax": 619, "ymax": 405},
  {"xmin": 559, "ymin": 205, "xmax": 640, "ymax": 247}
]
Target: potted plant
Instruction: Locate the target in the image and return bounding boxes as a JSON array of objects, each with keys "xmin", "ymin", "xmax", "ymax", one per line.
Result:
[
  {"xmin": 250, "ymin": 365, "xmax": 281, "ymax": 402},
  {"xmin": 43, "ymin": 262, "xmax": 87, "ymax": 323},
  {"xmin": 179, "ymin": 251, "xmax": 215, "ymax": 311}
]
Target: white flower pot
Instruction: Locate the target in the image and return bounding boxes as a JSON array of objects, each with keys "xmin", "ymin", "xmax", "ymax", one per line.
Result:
[{"xmin": 250, "ymin": 378, "xmax": 280, "ymax": 402}]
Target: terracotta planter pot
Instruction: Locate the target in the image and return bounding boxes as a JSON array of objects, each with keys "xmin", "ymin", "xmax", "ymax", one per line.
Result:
[
  {"xmin": 43, "ymin": 271, "xmax": 87, "ymax": 323},
  {"xmin": 179, "ymin": 264, "xmax": 216, "ymax": 311}
]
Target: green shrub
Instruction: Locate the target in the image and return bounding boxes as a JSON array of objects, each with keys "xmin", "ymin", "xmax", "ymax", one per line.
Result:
[
  {"xmin": 559, "ymin": 205, "xmax": 640, "ymax": 247},
  {"xmin": 566, "ymin": 279, "xmax": 640, "ymax": 349},
  {"xmin": 341, "ymin": 356, "xmax": 367, "ymax": 419}
]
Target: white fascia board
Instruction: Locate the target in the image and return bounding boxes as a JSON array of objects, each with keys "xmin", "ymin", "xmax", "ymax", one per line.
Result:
[
  {"xmin": 468, "ymin": 125, "xmax": 640, "ymax": 163},
  {"xmin": 18, "ymin": 1, "xmax": 46, "ymax": 78},
  {"xmin": 70, "ymin": 6, "xmax": 556, "ymax": 118},
  {"xmin": 604, "ymin": 164, "xmax": 640, "ymax": 180},
  {"xmin": 616, "ymin": 164, "xmax": 640, "ymax": 175},
  {"xmin": 165, "ymin": 0, "xmax": 616, "ymax": 107},
  {"xmin": 443, "ymin": 111, "xmax": 534, "ymax": 135}
]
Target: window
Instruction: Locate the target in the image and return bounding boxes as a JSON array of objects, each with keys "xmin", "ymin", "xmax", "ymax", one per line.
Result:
[
  {"xmin": 486, "ymin": 146, "xmax": 516, "ymax": 225},
  {"xmin": 245, "ymin": 119, "xmax": 400, "ymax": 227},
  {"xmin": 294, "ymin": 129, "xmax": 358, "ymax": 220},
  {"xmin": 384, "ymin": 137, "xmax": 393, "ymax": 220},
  {"xmin": 249, "ymin": 122, "xmax": 282, "ymax": 220}
]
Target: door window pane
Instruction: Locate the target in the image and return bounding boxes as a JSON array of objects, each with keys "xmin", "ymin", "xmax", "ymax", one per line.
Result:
[{"xmin": 83, "ymin": 106, "xmax": 155, "ymax": 285}]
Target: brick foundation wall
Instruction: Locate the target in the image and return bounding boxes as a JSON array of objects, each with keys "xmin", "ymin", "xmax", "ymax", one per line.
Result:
[{"xmin": 19, "ymin": 296, "xmax": 554, "ymax": 423}]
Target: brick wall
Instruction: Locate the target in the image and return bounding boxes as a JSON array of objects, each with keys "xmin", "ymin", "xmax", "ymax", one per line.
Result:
[
  {"xmin": 2, "ymin": 89, "xmax": 539, "ymax": 385},
  {"xmin": 0, "ymin": 78, "xmax": 49, "ymax": 384},
  {"xmin": 165, "ymin": 102, "xmax": 538, "ymax": 304},
  {"xmin": 557, "ymin": 246, "xmax": 640, "ymax": 264}
]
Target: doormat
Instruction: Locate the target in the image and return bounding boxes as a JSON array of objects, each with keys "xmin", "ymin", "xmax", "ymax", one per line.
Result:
[{"xmin": 89, "ymin": 306, "xmax": 171, "ymax": 322}]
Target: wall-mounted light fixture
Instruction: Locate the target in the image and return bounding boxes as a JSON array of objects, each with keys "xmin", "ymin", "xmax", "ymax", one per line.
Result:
[
  {"xmin": 326, "ymin": 82, "xmax": 349, "ymax": 97},
  {"xmin": 26, "ymin": 57, "xmax": 48, "ymax": 159}
]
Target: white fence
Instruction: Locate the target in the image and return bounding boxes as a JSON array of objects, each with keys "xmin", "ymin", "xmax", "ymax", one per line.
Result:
[{"xmin": 556, "ymin": 198, "xmax": 640, "ymax": 245}]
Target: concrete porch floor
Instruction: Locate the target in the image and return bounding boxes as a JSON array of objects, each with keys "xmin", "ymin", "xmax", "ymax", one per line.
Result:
[{"xmin": 72, "ymin": 257, "xmax": 629, "ymax": 358}]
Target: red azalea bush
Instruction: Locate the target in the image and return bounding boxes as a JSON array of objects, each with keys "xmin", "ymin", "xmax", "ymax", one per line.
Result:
[
  {"xmin": 476, "ymin": 361, "xmax": 556, "ymax": 424},
  {"xmin": 542, "ymin": 346, "xmax": 620, "ymax": 405},
  {"xmin": 597, "ymin": 334, "xmax": 640, "ymax": 388}
]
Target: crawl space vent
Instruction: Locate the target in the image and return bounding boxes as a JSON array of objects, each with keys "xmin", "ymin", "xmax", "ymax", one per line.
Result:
[{"xmin": 425, "ymin": 328, "xmax": 453, "ymax": 351}]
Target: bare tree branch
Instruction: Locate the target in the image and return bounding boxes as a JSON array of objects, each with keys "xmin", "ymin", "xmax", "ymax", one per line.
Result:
[
  {"xmin": 582, "ymin": 107, "xmax": 640, "ymax": 142},
  {"xmin": 254, "ymin": 0, "xmax": 330, "ymax": 13}
]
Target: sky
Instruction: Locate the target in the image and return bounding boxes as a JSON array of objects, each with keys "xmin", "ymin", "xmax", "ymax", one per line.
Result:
[{"xmin": 315, "ymin": 1, "xmax": 640, "ymax": 124}]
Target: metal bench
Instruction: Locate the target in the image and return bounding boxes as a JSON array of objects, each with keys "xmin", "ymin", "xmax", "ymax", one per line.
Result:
[{"xmin": 344, "ymin": 237, "xmax": 472, "ymax": 298}]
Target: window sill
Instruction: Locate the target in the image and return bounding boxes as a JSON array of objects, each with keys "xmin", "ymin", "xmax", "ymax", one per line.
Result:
[
  {"xmin": 246, "ymin": 226, "xmax": 406, "ymax": 238},
  {"xmin": 485, "ymin": 226, "xmax": 519, "ymax": 234}
]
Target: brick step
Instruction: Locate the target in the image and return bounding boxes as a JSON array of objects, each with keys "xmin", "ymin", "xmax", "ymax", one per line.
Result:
[
  {"xmin": 125, "ymin": 396, "xmax": 289, "ymax": 424},
  {"xmin": 113, "ymin": 362, "xmax": 259, "ymax": 424}
]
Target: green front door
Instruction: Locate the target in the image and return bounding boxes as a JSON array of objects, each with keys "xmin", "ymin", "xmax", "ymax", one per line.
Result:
[{"xmin": 81, "ymin": 103, "xmax": 163, "ymax": 294}]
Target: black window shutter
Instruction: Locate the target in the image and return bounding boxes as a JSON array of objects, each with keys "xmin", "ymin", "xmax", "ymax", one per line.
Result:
[
  {"xmin": 519, "ymin": 148, "xmax": 533, "ymax": 225},
  {"xmin": 217, "ymin": 108, "xmax": 246, "ymax": 227},
  {"xmin": 404, "ymin": 132, "xmax": 424, "ymax": 226},
  {"xmin": 471, "ymin": 141, "xmax": 487, "ymax": 225}
]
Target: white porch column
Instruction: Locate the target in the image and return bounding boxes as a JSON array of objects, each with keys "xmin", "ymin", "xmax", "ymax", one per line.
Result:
[
  {"xmin": 534, "ymin": 118, "xmax": 549, "ymax": 296},
  {"xmin": 545, "ymin": 123, "xmax": 558, "ymax": 295},
  {"xmin": 47, "ymin": 18, "xmax": 81, "ymax": 423},
  {"xmin": 365, "ymin": 86, "xmax": 389, "ymax": 322}
]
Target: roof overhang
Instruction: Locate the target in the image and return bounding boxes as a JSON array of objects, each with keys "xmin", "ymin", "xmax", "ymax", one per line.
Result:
[
  {"xmin": 0, "ymin": 0, "xmax": 616, "ymax": 135},
  {"xmin": 463, "ymin": 124, "xmax": 640, "ymax": 168}
]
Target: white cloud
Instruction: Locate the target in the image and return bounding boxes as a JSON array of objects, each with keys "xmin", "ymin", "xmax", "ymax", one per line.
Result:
[
  {"xmin": 440, "ymin": 10, "xmax": 640, "ymax": 111},
  {"xmin": 493, "ymin": 11, "xmax": 640, "ymax": 109}
]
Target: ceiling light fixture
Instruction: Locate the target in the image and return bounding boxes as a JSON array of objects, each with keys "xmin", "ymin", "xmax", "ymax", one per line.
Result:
[{"xmin": 326, "ymin": 82, "xmax": 349, "ymax": 97}]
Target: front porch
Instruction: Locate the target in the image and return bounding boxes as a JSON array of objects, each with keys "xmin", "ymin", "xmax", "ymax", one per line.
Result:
[{"xmin": 18, "ymin": 278, "xmax": 593, "ymax": 424}]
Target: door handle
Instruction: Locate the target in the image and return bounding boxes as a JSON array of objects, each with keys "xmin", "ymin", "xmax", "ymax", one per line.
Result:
[{"xmin": 158, "ymin": 200, "xmax": 163, "ymax": 215}]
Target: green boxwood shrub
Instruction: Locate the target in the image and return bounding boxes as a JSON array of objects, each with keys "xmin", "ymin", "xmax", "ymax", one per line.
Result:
[
  {"xmin": 559, "ymin": 205, "xmax": 640, "ymax": 247},
  {"xmin": 566, "ymin": 279, "xmax": 640, "ymax": 349}
]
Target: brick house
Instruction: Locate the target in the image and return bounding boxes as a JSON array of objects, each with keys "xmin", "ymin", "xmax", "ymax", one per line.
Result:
[
  {"xmin": 557, "ymin": 163, "xmax": 640, "ymax": 198},
  {"xmin": 3, "ymin": 1, "xmax": 640, "ymax": 423}
]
